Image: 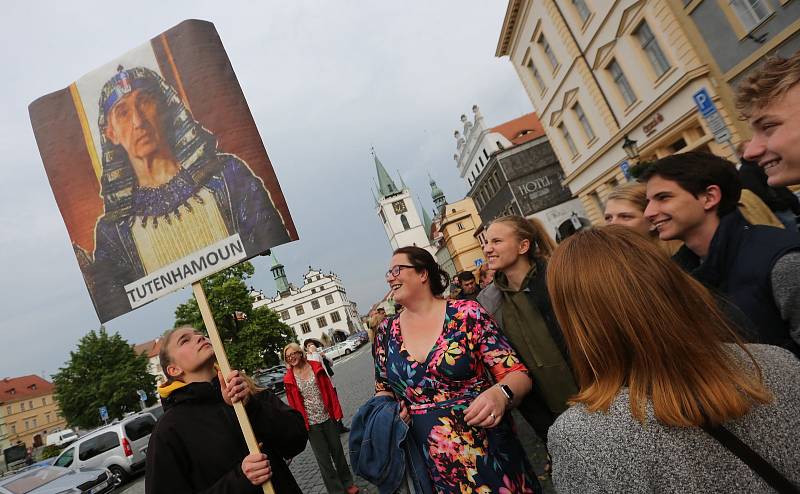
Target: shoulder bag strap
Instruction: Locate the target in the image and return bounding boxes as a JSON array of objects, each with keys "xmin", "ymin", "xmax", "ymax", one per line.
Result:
[{"xmin": 702, "ymin": 423, "xmax": 798, "ymax": 493}]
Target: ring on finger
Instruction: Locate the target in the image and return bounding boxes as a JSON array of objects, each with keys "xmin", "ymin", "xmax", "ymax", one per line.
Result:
[{"xmin": 489, "ymin": 412, "xmax": 496, "ymax": 420}]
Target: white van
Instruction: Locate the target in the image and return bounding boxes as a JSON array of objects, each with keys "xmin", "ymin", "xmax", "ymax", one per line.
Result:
[
  {"xmin": 46, "ymin": 429, "xmax": 78, "ymax": 447},
  {"xmin": 52, "ymin": 413, "xmax": 156, "ymax": 484}
]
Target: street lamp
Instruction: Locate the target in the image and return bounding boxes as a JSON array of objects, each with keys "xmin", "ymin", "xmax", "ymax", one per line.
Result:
[{"xmin": 622, "ymin": 135, "xmax": 640, "ymax": 161}]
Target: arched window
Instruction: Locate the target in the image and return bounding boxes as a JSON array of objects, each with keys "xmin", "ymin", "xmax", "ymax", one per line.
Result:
[{"xmin": 400, "ymin": 214, "xmax": 410, "ymax": 230}]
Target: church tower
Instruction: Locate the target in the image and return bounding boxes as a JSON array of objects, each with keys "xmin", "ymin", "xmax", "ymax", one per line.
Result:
[
  {"xmin": 372, "ymin": 150, "xmax": 435, "ymax": 254},
  {"xmin": 270, "ymin": 253, "xmax": 290, "ymax": 295}
]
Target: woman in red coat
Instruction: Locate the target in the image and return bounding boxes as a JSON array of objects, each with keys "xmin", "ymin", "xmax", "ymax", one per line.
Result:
[{"xmin": 283, "ymin": 343, "xmax": 358, "ymax": 494}]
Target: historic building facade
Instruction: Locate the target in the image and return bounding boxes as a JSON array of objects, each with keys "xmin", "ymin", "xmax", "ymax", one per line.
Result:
[
  {"xmin": 455, "ymin": 107, "xmax": 588, "ymax": 241},
  {"xmin": 495, "ymin": 0, "xmax": 752, "ymax": 224},
  {"xmin": 677, "ymin": 1, "xmax": 800, "ymax": 90},
  {"xmin": 252, "ymin": 256, "xmax": 362, "ymax": 348},
  {"xmin": 0, "ymin": 375, "xmax": 68, "ymax": 450}
]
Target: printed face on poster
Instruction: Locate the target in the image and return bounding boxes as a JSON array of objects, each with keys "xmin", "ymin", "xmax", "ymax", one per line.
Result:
[{"xmin": 29, "ymin": 20, "xmax": 297, "ymax": 323}]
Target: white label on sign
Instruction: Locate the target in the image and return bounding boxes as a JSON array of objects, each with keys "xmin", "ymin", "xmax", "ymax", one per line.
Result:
[{"xmin": 124, "ymin": 234, "xmax": 246, "ymax": 309}]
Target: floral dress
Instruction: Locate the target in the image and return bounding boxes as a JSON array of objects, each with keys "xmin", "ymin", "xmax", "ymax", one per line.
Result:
[{"xmin": 374, "ymin": 299, "xmax": 540, "ymax": 493}]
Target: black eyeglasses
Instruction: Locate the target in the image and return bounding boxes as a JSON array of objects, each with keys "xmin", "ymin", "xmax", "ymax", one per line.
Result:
[
  {"xmin": 385, "ymin": 264, "xmax": 415, "ymax": 279},
  {"xmin": 286, "ymin": 351, "xmax": 303, "ymax": 359}
]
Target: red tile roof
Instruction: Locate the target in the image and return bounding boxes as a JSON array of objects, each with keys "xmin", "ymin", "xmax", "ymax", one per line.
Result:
[
  {"xmin": 0, "ymin": 375, "xmax": 54, "ymax": 402},
  {"xmin": 490, "ymin": 112, "xmax": 546, "ymax": 146},
  {"xmin": 134, "ymin": 338, "xmax": 162, "ymax": 358}
]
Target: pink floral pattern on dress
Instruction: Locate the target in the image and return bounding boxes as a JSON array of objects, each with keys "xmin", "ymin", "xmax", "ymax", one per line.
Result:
[{"xmin": 373, "ymin": 299, "xmax": 540, "ymax": 493}]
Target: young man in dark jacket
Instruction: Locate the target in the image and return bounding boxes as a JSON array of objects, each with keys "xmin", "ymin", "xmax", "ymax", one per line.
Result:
[
  {"xmin": 145, "ymin": 327, "xmax": 307, "ymax": 494},
  {"xmin": 642, "ymin": 152, "xmax": 800, "ymax": 355}
]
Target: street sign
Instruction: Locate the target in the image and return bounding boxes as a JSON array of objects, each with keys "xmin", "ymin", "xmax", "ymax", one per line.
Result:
[
  {"xmin": 136, "ymin": 390, "xmax": 148, "ymax": 402},
  {"xmin": 692, "ymin": 88, "xmax": 732, "ymax": 144},
  {"xmin": 99, "ymin": 406, "xmax": 108, "ymax": 422},
  {"xmin": 620, "ymin": 160, "xmax": 632, "ymax": 181}
]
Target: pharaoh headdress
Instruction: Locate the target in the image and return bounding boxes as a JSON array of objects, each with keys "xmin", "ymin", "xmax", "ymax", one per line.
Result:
[{"xmin": 97, "ymin": 66, "xmax": 221, "ymax": 222}]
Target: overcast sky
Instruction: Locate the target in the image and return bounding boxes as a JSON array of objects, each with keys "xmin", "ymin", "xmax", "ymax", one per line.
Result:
[{"xmin": 0, "ymin": 1, "xmax": 532, "ymax": 379}]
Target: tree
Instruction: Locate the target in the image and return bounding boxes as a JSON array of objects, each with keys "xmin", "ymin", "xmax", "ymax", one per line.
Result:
[
  {"xmin": 53, "ymin": 327, "xmax": 155, "ymax": 428},
  {"xmin": 174, "ymin": 262, "xmax": 296, "ymax": 373}
]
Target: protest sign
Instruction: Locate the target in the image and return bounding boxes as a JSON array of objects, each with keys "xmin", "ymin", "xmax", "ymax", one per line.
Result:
[{"xmin": 30, "ymin": 19, "xmax": 296, "ymax": 323}]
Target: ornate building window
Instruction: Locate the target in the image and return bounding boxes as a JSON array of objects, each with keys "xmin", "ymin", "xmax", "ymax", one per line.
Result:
[
  {"xmin": 401, "ymin": 214, "xmax": 411, "ymax": 230},
  {"xmin": 573, "ymin": 102, "xmax": 595, "ymax": 142},
  {"xmin": 729, "ymin": 0, "xmax": 772, "ymax": 31},
  {"xmin": 635, "ymin": 21, "xmax": 670, "ymax": 78},
  {"xmin": 608, "ymin": 59, "xmax": 637, "ymax": 107}
]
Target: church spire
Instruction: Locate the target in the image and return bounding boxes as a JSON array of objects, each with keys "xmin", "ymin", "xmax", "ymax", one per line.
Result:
[
  {"xmin": 270, "ymin": 252, "xmax": 289, "ymax": 294},
  {"xmin": 372, "ymin": 147, "xmax": 399, "ymax": 198},
  {"xmin": 429, "ymin": 173, "xmax": 447, "ymax": 212},
  {"xmin": 418, "ymin": 195, "xmax": 433, "ymax": 241}
]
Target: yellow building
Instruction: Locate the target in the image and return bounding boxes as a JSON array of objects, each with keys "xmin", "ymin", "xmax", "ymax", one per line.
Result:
[
  {"xmin": 434, "ymin": 196, "xmax": 485, "ymax": 277},
  {"xmin": 496, "ymin": 0, "xmax": 750, "ymax": 224},
  {"xmin": 0, "ymin": 375, "xmax": 68, "ymax": 449}
]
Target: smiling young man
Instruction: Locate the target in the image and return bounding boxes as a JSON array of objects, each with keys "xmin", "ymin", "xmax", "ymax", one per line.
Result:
[
  {"xmin": 641, "ymin": 152, "xmax": 800, "ymax": 355},
  {"xmin": 739, "ymin": 51, "xmax": 800, "ymax": 187}
]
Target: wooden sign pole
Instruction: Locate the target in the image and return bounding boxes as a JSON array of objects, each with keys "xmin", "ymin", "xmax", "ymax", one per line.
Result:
[{"xmin": 192, "ymin": 282, "xmax": 275, "ymax": 494}]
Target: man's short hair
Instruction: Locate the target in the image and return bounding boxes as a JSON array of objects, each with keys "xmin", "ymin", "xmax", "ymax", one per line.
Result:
[
  {"xmin": 736, "ymin": 51, "xmax": 800, "ymax": 118},
  {"xmin": 639, "ymin": 152, "xmax": 742, "ymax": 216},
  {"xmin": 456, "ymin": 271, "xmax": 476, "ymax": 283}
]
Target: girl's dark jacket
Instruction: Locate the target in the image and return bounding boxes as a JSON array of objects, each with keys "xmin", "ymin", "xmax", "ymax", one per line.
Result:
[{"xmin": 145, "ymin": 378, "xmax": 307, "ymax": 494}]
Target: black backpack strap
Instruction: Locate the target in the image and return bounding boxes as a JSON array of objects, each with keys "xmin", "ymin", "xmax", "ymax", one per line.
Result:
[{"xmin": 702, "ymin": 423, "xmax": 798, "ymax": 493}]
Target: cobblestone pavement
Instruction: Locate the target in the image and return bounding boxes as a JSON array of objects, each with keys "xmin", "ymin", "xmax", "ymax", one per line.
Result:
[{"xmin": 121, "ymin": 343, "xmax": 554, "ymax": 493}]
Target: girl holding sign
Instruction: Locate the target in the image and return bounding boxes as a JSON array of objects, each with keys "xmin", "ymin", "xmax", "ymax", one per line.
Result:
[{"xmin": 145, "ymin": 326, "xmax": 307, "ymax": 493}]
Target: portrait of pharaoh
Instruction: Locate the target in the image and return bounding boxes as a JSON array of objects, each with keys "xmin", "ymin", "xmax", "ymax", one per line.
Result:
[{"xmin": 89, "ymin": 66, "xmax": 289, "ymax": 320}]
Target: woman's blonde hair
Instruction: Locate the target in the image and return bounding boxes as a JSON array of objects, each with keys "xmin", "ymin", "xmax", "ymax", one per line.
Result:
[
  {"xmin": 546, "ymin": 226, "xmax": 771, "ymax": 427},
  {"xmin": 605, "ymin": 182, "xmax": 647, "ymax": 211},
  {"xmin": 490, "ymin": 215, "xmax": 554, "ymax": 261},
  {"xmin": 283, "ymin": 342, "xmax": 304, "ymax": 363},
  {"xmin": 158, "ymin": 325, "xmax": 202, "ymax": 384}
]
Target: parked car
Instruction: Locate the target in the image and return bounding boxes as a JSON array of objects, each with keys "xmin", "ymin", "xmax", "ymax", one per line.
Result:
[
  {"xmin": 45, "ymin": 429, "xmax": 78, "ymax": 447},
  {"xmin": 321, "ymin": 339, "xmax": 360, "ymax": 360},
  {"xmin": 142, "ymin": 404, "xmax": 164, "ymax": 420},
  {"xmin": 0, "ymin": 465, "xmax": 114, "ymax": 494},
  {"xmin": 52, "ymin": 412, "xmax": 156, "ymax": 485},
  {"xmin": 346, "ymin": 331, "xmax": 368, "ymax": 346},
  {"xmin": 253, "ymin": 370, "xmax": 285, "ymax": 394}
]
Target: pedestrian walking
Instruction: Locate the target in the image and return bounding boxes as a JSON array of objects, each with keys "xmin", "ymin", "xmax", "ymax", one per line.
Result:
[
  {"xmin": 740, "ymin": 51, "xmax": 800, "ymax": 187},
  {"xmin": 374, "ymin": 246, "xmax": 539, "ymax": 493},
  {"xmin": 283, "ymin": 343, "xmax": 359, "ymax": 494},
  {"xmin": 642, "ymin": 152, "xmax": 800, "ymax": 355},
  {"xmin": 145, "ymin": 326, "xmax": 307, "ymax": 494},
  {"xmin": 545, "ymin": 226, "xmax": 800, "ymax": 493},
  {"xmin": 476, "ymin": 215, "xmax": 577, "ymax": 467}
]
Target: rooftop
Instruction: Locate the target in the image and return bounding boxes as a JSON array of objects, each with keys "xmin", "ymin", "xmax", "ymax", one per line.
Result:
[
  {"xmin": 0, "ymin": 375, "xmax": 54, "ymax": 402},
  {"xmin": 490, "ymin": 112, "xmax": 545, "ymax": 146},
  {"xmin": 134, "ymin": 338, "xmax": 162, "ymax": 358}
]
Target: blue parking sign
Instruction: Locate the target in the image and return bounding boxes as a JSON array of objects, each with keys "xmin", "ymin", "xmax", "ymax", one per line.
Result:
[
  {"xmin": 99, "ymin": 406, "xmax": 108, "ymax": 422},
  {"xmin": 693, "ymin": 88, "xmax": 717, "ymax": 116}
]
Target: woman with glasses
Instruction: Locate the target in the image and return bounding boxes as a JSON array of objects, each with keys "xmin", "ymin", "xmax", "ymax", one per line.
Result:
[
  {"xmin": 374, "ymin": 246, "xmax": 539, "ymax": 493},
  {"xmin": 283, "ymin": 342, "xmax": 359, "ymax": 494}
]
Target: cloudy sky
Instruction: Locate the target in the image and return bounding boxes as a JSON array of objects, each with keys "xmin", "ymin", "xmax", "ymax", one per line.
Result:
[{"xmin": 0, "ymin": 2, "xmax": 532, "ymax": 378}]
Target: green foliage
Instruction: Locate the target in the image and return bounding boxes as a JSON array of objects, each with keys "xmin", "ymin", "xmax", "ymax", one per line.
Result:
[
  {"xmin": 40, "ymin": 445, "xmax": 62, "ymax": 459},
  {"xmin": 52, "ymin": 327, "xmax": 155, "ymax": 429},
  {"xmin": 174, "ymin": 262, "xmax": 296, "ymax": 373}
]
